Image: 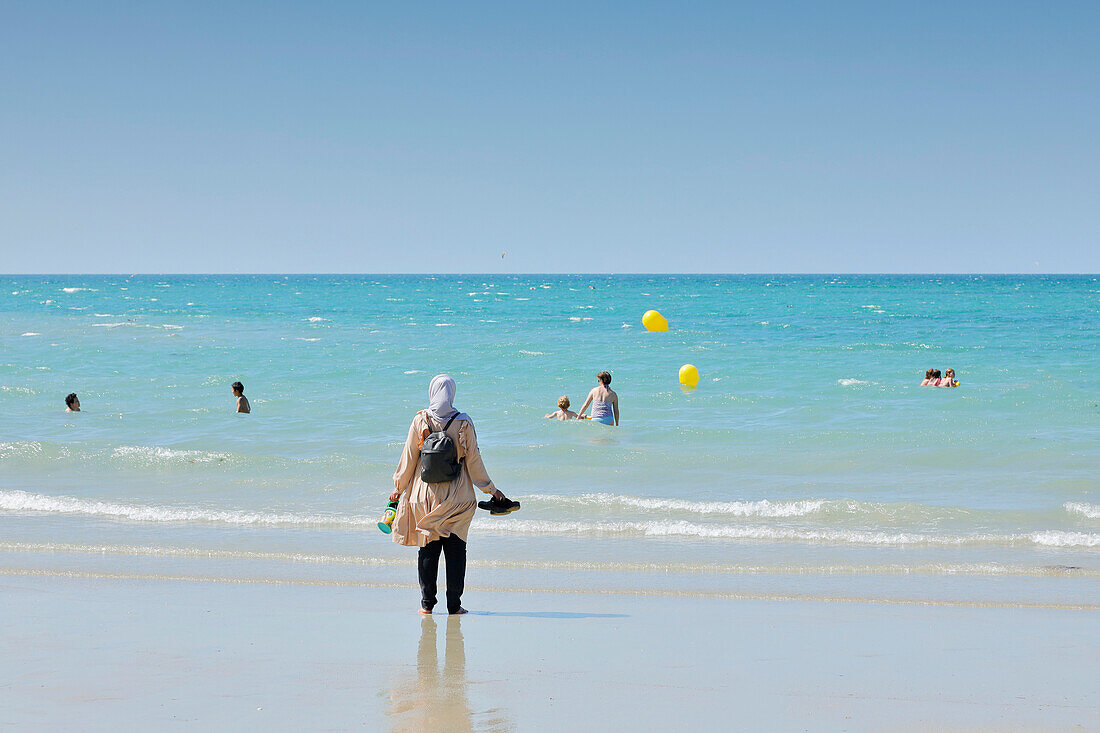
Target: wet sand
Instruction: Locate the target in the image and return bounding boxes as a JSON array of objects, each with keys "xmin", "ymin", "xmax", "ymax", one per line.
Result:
[{"xmin": 1, "ymin": 574, "xmax": 1097, "ymax": 731}]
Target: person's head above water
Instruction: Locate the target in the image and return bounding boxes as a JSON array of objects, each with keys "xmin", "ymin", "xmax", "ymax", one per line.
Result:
[
  {"xmin": 428, "ymin": 374, "xmax": 459, "ymax": 421},
  {"xmin": 945, "ymin": 368, "xmax": 955, "ymax": 378},
  {"xmin": 932, "ymin": 369, "xmax": 942, "ymax": 379},
  {"xmin": 596, "ymin": 371, "xmax": 611, "ymax": 386},
  {"xmin": 557, "ymin": 395, "xmax": 570, "ymax": 410},
  {"xmin": 925, "ymin": 368, "xmax": 935, "ymax": 380},
  {"xmin": 65, "ymin": 393, "xmax": 79, "ymax": 410},
  {"xmin": 232, "ymin": 381, "xmax": 244, "ymax": 396}
]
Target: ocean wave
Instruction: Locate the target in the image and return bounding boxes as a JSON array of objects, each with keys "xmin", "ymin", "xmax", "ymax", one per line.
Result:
[
  {"xmin": 537, "ymin": 493, "xmax": 828, "ymax": 517},
  {"xmin": 21, "ymin": 332, "xmax": 41, "ymax": 337},
  {"xmin": 111, "ymin": 445, "xmax": 231, "ymax": 464},
  {"xmin": 837, "ymin": 378, "xmax": 867, "ymax": 386},
  {"xmin": 1030, "ymin": 531, "xmax": 1100, "ymax": 547},
  {"xmin": 531, "ymin": 493, "xmax": 983, "ymax": 522},
  {"xmin": 476, "ymin": 519, "xmax": 1100, "ymax": 547},
  {"xmin": 0, "ymin": 490, "xmax": 372, "ymax": 528},
  {"xmin": 3, "ymin": 489, "xmax": 1094, "ymax": 547},
  {"xmin": 1065, "ymin": 502, "xmax": 1100, "ymax": 519},
  {"xmin": 3, "ymin": 488, "xmax": 1096, "ymax": 548}
]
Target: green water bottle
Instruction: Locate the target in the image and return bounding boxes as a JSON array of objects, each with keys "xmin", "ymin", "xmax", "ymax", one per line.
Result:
[{"xmin": 378, "ymin": 500, "xmax": 399, "ymax": 534}]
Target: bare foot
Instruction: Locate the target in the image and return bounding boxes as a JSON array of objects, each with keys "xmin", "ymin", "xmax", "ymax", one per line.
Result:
[{"xmin": 449, "ymin": 607, "xmax": 468, "ymax": 615}]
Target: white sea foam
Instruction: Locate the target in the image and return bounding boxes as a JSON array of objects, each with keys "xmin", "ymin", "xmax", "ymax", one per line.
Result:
[
  {"xmin": 837, "ymin": 378, "xmax": 867, "ymax": 386},
  {"xmin": 161, "ymin": 324, "xmax": 184, "ymax": 330},
  {"xmin": 296, "ymin": 337, "xmax": 321, "ymax": 342},
  {"xmin": 1065, "ymin": 502, "xmax": 1100, "ymax": 519},
  {"xmin": 0, "ymin": 490, "xmax": 372, "ymax": 528},
  {"xmin": 21, "ymin": 332, "xmax": 41, "ymax": 337},
  {"xmin": 3, "ymin": 489, "xmax": 1093, "ymax": 547},
  {"xmin": 434, "ymin": 323, "xmax": 454, "ymax": 327},
  {"xmin": 110, "ymin": 445, "xmax": 230, "ymax": 464},
  {"xmin": 62, "ymin": 287, "xmax": 96, "ymax": 293},
  {"xmin": 1030, "ymin": 531, "xmax": 1100, "ymax": 547},
  {"xmin": 473, "ymin": 519, "xmax": 1100, "ymax": 547},
  {"xmin": 538, "ymin": 493, "xmax": 828, "ymax": 517},
  {"xmin": 518, "ymin": 350, "xmax": 545, "ymax": 356},
  {"xmin": 306, "ymin": 317, "xmax": 328, "ymax": 322}
]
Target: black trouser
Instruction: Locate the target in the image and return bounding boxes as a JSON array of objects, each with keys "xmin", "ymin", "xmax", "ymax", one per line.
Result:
[{"xmin": 417, "ymin": 534, "xmax": 467, "ymax": 613}]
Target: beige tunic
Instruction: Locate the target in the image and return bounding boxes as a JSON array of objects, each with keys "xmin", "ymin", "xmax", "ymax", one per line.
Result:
[{"xmin": 391, "ymin": 411, "xmax": 496, "ymax": 547}]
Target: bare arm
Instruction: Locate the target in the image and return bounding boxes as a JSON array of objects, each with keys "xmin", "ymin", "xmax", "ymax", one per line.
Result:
[
  {"xmin": 577, "ymin": 389, "xmax": 595, "ymax": 418},
  {"xmin": 612, "ymin": 394, "xmax": 619, "ymax": 426}
]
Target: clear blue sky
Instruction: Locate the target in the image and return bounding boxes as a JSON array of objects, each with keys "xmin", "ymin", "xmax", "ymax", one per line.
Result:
[{"xmin": 2, "ymin": 1, "xmax": 1097, "ymax": 273}]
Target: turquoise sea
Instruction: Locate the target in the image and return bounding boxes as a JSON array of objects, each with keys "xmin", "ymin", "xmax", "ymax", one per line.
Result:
[{"xmin": 2, "ymin": 275, "xmax": 1097, "ymax": 607}]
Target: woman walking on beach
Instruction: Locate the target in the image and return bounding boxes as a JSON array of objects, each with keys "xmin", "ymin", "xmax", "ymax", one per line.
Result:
[{"xmin": 389, "ymin": 374, "xmax": 517, "ymax": 614}]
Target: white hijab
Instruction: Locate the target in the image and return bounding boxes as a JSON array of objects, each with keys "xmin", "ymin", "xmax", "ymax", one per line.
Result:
[{"xmin": 427, "ymin": 374, "xmax": 469, "ymax": 424}]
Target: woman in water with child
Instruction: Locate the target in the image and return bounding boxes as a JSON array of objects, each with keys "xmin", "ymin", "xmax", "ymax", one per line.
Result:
[{"xmin": 548, "ymin": 371, "xmax": 620, "ymax": 425}]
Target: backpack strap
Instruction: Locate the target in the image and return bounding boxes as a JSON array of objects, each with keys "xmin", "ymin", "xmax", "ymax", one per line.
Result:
[{"xmin": 442, "ymin": 413, "xmax": 459, "ymax": 432}]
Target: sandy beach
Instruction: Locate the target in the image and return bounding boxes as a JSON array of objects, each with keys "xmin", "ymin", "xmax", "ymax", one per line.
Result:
[{"xmin": 2, "ymin": 572, "xmax": 1096, "ymax": 731}]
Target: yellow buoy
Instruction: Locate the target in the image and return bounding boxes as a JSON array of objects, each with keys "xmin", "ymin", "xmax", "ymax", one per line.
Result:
[
  {"xmin": 642, "ymin": 310, "xmax": 669, "ymax": 331},
  {"xmin": 679, "ymin": 363, "xmax": 700, "ymax": 388}
]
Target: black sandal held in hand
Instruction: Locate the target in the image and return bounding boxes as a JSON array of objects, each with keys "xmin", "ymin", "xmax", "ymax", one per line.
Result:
[{"xmin": 478, "ymin": 496, "xmax": 521, "ymax": 515}]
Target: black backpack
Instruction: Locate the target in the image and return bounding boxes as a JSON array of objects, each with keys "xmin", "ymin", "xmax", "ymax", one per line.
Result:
[{"xmin": 420, "ymin": 413, "xmax": 462, "ymax": 483}]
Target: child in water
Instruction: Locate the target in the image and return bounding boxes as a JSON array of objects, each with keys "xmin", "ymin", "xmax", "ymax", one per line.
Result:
[
  {"xmin": 64, "ymin": 393, "xmax": 80, "ymax": 412},
  {"xmin": 545, "ymin": 396, "xmax": 578, "ymax": 420},
  {"xmin": 232, "ymin": 381, "xmax": 251, "ymax": 413}
]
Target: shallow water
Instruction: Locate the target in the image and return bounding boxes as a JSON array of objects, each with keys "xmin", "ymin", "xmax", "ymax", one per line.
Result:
[{"xmin": 1, "ymin": 275, "xmax": 1097, "ymax": 606}]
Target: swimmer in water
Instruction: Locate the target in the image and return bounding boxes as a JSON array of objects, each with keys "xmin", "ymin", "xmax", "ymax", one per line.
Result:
[
  {"xmin": 545, "ymin": 395, "xmax": 578, "ymax": 420},
  {"xmin": 577, "ymin": 371, "xmax": 619, "ymax": 426},
  {"xmin": 921, "ymin": 368, "xmax": 934, "ymax": 386},
  {"xmin": 940, "ymin": 368, "xmax": 958, "ymax": 387},
  {"xmin": 65, "ymin": 393, "xmax": 80, "ymax": 412},
  {"xmin": 232, "ymin": 381, "xmax": 251, "ymax": 413}
]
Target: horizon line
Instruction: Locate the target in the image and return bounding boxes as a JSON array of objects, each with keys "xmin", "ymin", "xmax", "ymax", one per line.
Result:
[{"xmin": 3, "ymin": 272, "xmax": 1097, "ymax": 277}]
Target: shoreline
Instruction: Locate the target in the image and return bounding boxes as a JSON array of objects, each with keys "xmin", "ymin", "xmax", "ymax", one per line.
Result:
[
  {"xmin": 3, "ymin": 573, "xmax": 1097, "ymax": 731},
  {"xmin": 3, "ymin": 567, "xmax": 1099, "ymax": 612}
]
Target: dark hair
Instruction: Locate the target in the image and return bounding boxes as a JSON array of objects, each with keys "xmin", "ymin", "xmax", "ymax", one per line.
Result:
[
  {"xmin": 65, "ymin": 392, "xmax": 78, "ymax": 407},
  {"xmin": 932, "ymin": 370, "xmax": 941, "ymax": 379},
  {"xmin": 925, "ymin": 369, "xmax": 934, "ymax": 379},
  {"xmin": 596, "ymin": 371, "xmax": 611, "ymax": 386},
  {"xmin": 232, "ymin": 381, "xmax": 244, "ymax": 394}
]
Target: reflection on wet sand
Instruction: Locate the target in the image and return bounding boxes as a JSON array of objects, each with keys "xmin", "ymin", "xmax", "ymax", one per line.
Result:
[{"xmin": 388, "ymin": 616, "xmax": 509, "ymax": 732}]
